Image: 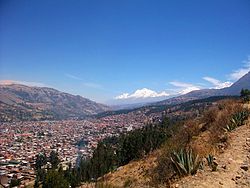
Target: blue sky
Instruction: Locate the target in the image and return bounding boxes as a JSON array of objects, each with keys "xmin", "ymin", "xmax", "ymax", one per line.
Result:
[{"xmin": 0, "ymin": 0, "xmax": 250, "ymax": 104}]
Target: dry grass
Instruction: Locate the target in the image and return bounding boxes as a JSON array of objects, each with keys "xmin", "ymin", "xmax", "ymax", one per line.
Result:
[
  {"xmin": 81, "ymin": 99, "xmax": 248, "ymax": 188},
  {"xmin": 153, "ymin": 99, "xmax": 248, "ymax": 185},
  {"xmin": 190, "ymin": 99, "xmax": 245, "ymax": 155},
  {"xmin": 80, "ymin": 182, "xmax": 119, "ymax": 188},
  {"xmin": 97, "ymin": 150, "xmax": 160, "ymax": 188}
]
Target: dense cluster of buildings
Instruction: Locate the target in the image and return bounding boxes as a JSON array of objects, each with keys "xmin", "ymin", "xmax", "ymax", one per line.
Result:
[{"xmin": 0, "ymin": 112, "xmax": 149, "ymax": 187}]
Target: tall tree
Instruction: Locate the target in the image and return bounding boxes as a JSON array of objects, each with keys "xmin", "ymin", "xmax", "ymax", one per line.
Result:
[
  {"xmin": 35, "ymin": 152, "xmax": 47, "ymax": 170},
  {"xmin": 49, "ymin": 151, "xmax": 60, "ymax": 169}
]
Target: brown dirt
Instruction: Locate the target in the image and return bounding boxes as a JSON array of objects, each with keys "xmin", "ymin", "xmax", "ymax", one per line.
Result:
[
  {"xmin": 173, "ymin": 117, "xmax": 250, "ymax": 188},
  {"xmin": 101, "ymin": 150, "xmax": 159, "ymax": 188}
]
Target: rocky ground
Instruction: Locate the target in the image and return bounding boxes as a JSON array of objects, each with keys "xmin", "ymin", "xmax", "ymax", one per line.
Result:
[{"xmin": 174, "ymin": 116, "xmax": 250, "ymax": 188}]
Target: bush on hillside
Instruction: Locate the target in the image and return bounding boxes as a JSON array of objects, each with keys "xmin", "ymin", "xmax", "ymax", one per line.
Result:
[
  {"xmin": 241, "ymin": 88, "xmax": 250, "ymax": 102},
  {"xmin": 153, "ymin": 99, "xmax": 248, "ymax": 184}
]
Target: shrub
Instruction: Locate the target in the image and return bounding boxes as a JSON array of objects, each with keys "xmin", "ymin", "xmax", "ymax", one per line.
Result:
[
  {"xmin": 10, "ymin": 178, "xmax": 21, "ymax": 187},
  {"xmin": 207, "ymin": 101, "xmax": 245, "ymax": 144},
  {"xmin": 123, "ymin": 178, "xmax": 134, "ymax": 188},
  {"xmin": 170, "ymin": 149, "xmax": 201, "ymax": 176},
  {"xmin": 240, "ymin": 89, "xmax": 250, "ymax": 102},
  {"xmin": 202, "ymin": 108, "xmax": 218, "ymax": 125},
  {"xmin": 95, "ymin": 182, "xmax": 118, "ymax": 188}
]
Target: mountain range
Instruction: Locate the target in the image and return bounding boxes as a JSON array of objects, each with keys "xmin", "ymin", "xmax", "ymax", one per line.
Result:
[
  {"xmin": 0, "ymin": 84, "xmax": 109, "ymax": 121},
  {"xmin": 155, "ymin": 71, "xmax": 250, "ymax": 106},
  {"xmin": 0, "ymin": 72, "xmax": 249, "ymax": 122}
]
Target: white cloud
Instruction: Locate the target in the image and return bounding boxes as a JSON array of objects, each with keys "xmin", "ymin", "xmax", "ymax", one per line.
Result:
[
  {"xmin": 0, "ymin": 80, "xmax": 49, "ymax": 87},
  {"xmin": 169, "ymin": 81, "xmax": 195, "ymax": 88},
  {"xmin": 65, "ymin": 73, "xmax": 83, "ymax": 80},
  {"xmin": 65, "ymin": 74, "xmax": 103, "ymax": 90},
  {"xmin": 169, "ymin": 81, "xmax": 200, "ymax": 94},
  {"xmin": 229, "ymin": 57, "xmax": 250, "ymax": 80},
  {"xmin": 203, "ymin": 77, "xmax": 233, "ymax": 89},
  {"xmin": 115, "ymin": 88, "xmax": 170, "ymax": 100}
]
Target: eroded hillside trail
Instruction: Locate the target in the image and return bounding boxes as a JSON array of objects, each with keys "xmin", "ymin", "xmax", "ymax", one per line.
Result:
[{"xmin": 174, "ymin": 105, "xmax": 250, "ymax": 188}]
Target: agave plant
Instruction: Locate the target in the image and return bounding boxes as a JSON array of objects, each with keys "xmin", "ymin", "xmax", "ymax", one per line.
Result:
[
  {"xmin": 206, "ymin": 154, "xmax": 217, "ymax": 171},
  {"xmin": 224, "ymin": 123, "xmax": 237, "ymax": 132},
  {"xmin": 206, "ymin": 154, "xmax": 213, "ymax": 166},
  {"xmin": 238, "ymin": 111, "xmax": 249, "ymax": 125},
  {"xmin": 225, "ymin": 110, "xmax": 249, "ymax": 132},
  {"xmin": 170, "ymin": 149, "xmax": 201, "ymax": 176}
]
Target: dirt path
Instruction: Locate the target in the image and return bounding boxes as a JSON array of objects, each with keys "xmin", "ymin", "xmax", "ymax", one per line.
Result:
[{"xmin": 175, "ymin": 118, "xmax": 250, "ymax": 188}]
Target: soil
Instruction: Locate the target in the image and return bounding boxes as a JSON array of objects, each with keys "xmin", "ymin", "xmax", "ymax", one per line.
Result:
[{"xmin": 174, "ymin": 117, "xmax": 250, "ymax": 188}]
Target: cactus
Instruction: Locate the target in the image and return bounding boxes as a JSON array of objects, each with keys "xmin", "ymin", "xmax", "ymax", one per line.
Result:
[{"xmin": 171, "ymin": 149, "xmax": 201, "ymax": 176}]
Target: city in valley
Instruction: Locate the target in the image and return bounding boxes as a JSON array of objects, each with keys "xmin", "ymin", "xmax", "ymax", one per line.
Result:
[
  {"xmin": 1, "ymin": 1, "xmax": 249, "ymax": 187},
  {"xmin": 0, "ymin": 112, "xmax": 155, "ymax": 186}
]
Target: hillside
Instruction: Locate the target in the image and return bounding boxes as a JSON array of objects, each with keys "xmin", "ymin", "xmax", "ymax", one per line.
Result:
[
  {"xmin": 156, "ymin": 71, "xmax": 250, "ymax": 106},
  {"xmin": 94, "ymin": 112, "xmax": 250, "ymax": 188},
  {"xmin": 0, "ymin": 84, "xmax": 110, "ymax": 122},
  {"xmin": 222, "ymin": 72, "xmax": 250, "ymax": 95},
  {"xmin": 174, "ymin": 115, "xmax": 250, "ymax": 188},
  {"xmin": 81, "ymin": 99, "xmax": 250, "ymax": 188}
]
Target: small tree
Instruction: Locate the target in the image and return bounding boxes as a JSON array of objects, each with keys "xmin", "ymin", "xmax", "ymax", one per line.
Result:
[
  {"xmin": 34, "ymin": 154, "xmax": 47, "ymax": 186},
  {"xmin": 10, "ymin": 178, "xmax": 21, "ymax": 187},
  {"xmin": 35, "ymin": 152, "xmax": 47, "ymax": 170},
  {"xmin": 42, "ymin": 170, "xmax": 69, "ymax": 188},
  {"xmin": 240, "ymin": 89, "xmax": 250, "ymax": 102},
  {"xmin": 49, "ymin": 150, "xmax": 60, "ymax": 169}
]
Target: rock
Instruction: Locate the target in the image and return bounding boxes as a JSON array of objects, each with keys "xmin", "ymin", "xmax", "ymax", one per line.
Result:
[
  {"xmin": 246, "ymin": 138, "xmax": 250, "ymax": 142},
  {"xmin": 219, "ymin": 181, "xmax": 223, "ymax": 185},
  {"xmin": 221, "ymin": 164, "xmax": 227, "ymax": 169},
  {"xmin": 241, "ymin": 164, "xmax": 249, "ymax": 171},
  {"xmin": 236, "ymin": 174, "xmax": 241, "ymax": 180},
  {"xmin": 228, "ymin": 158, "xmax": 234, "ymax": 164},
  {"xmin": 175, "ymin": 183, "xmax": 179, "ymax": 188},
  {"xmin": 218, "ymin": 143, "xmax": 225, "ymax": 150},
  {"xmin": 117, "ymin": 166, "xmax": 123, "ymax": 171}
]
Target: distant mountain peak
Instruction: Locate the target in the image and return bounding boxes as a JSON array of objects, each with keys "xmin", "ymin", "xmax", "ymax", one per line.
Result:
[
  {"xmin": 0, "ymin": 84, "xmax": 110, "ymax": 122},
  {"xmin": 155, "ymin": 72, "xmax": 250, "ymax": 106}
]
